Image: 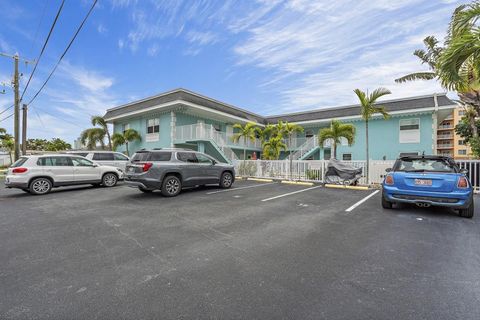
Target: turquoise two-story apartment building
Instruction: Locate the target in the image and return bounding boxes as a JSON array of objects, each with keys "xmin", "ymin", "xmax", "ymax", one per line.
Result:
[{"xmin": 103, "ymin": 88, "xmax": 456, "ymax": 163}]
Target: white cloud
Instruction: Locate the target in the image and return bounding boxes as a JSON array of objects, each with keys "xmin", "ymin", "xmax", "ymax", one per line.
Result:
[
  {"xmin": 147, "ymin": 44, "xmax": 159, "ymax": 56},
  {"xmin": 59, "ymin": 62, "xmax": 114, "ymax": 92},
  {"xmin": 97, "ymin": 24, "xmax": 108, "ymax": 35},
  {"xmin": 186, "ymin": 31, "xmax": 219, "ymax": 45}
]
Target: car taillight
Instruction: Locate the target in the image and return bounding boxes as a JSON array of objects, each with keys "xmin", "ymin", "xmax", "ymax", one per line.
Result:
[
  {"xmin": 385, "ymin": 174, "xmax": 394, "ymax": 185},
  {"xmin": 142, "ymin": 162, "xmax": 153, "ymax": 172},
  {"xmin": 458, "ymin": 176, "xmax": 469, "ymax": 188},
  {"xmin": 12, "ymin": 167, "xmax": 28, "ymax": 174}
]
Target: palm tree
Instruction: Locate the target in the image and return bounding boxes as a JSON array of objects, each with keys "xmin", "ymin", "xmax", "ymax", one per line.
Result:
[
  {"xmin": 111, "ymin": 128, "xmax": 141, "ymax": 156},
  {"xmin": 0, "ymin": 133, "xmax": 14, "ymax": 164},
  {"xmin": 232, "ymin": 122, "xmax": 257, "ymax": 175},
  {"xmin": 395, "ymin": 36, "xmax": 443, "ymax": 84},
  {"xmin": 255, "ymin": 124, "xmax": 276, "ymax": 144},
  {"xmin": 353, "ymin": 88, "xmax": 391, "ymax": 184},
  {"xmin": 80, "ymin": 128, "xmax": 106, "ymax": 150},
  {"xmin": 278, "ymin": 121, "xmax": 304, "ymax": 179},
  {"xmin": 91, "ymin": 116, "xmax": 113, "ymax": 151},
  {"xmin": 262, "ymin": 135, "xmax": 287, "ymax": 160},
  {"xmin": 318, "ymin": 120, "xmax": 356, "ymax": 159}
]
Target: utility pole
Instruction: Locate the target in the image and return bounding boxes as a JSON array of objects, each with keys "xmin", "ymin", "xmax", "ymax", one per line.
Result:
[
  {"xmin": 0, "ymin": 52, "xmax": 34, "ymax": 161},
  {"xmin": 22, "ymin": 104, "xmax": 27, "ymax": 155},
  {"xmin": 13, "ymin": 54, "xmax": 19, "ymax": 160}
]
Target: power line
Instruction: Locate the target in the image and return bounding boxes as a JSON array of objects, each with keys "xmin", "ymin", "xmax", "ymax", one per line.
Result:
[
  {"xmin": 30, "ymin": 106, "xmax": 83, "ymax": 128},
  {"xmin": 0, "ymin": 104, "xmax": 14, "ymax": 116},
  {"xmin": 0, "ymin": 112, "xmax": 14, "ymax": 122},
  {"xmin": 21, "ymin": 0, "xmax": 65, "ymax": 101},
  {"xmin": 28, "ymin": 0, "xmax": 49, "ymax": 55},
  {"xmin": 26, "ymin": 0, "xmax": 98, "ymax": 107}
]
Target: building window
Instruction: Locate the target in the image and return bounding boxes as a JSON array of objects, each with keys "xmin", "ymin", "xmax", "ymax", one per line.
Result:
[
  {"xmin": 399, "ymin": 118, "xmax": 420, "ymax": 143},
  {"xmin": 213, "ymin": 124, "xmax": 221, "ymax": 132},
  {"xmin": 147, "ymin": 118, "xmax": 159, "ymax": 134},
  {"xmin": 340, "ymin": 137, "xmax": 348, "ymax": 146},
  {"xmin": 459, "ymin": 110, "xmax": 465, "ymax": 116},
  {"xmin": 458, "ymin": 140, "xmax": 465, "ymax": 145},
  {"xmin": 458, "ymin": 150, "xmax": 467, "ymax": 155},
  {"xmin": 122, "ymin": 123, "xmax": 130, "ymax": 133},
  {"xmin": 342, "ymin": 153, "xmax": 352, "ymax": 161}
]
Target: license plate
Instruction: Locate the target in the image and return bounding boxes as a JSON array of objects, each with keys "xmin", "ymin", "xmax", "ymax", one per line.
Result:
[{"xmin": 415, "ymin": 179, "xmax": 432, "ymax": 186}]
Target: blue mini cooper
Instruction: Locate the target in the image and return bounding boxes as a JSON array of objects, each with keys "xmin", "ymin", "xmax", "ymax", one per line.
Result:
[{"xmin": 382, "ymin": 155, "xmax": 474, "ymax": 218}]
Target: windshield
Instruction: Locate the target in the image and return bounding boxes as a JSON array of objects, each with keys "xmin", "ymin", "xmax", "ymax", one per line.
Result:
[{"xmin": 394, "ymin": 158, "xmax": 456, "ymax": 173}]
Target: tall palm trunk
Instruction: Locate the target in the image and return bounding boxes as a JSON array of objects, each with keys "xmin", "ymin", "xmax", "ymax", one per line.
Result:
[
  {"xmin": 333, "ymin": 141, "xmax": 337, "ymax": 159},
  {"xmin": 289, "ymin": 135, "xmax": 293, "ymax": 179},
  {"xmin": 243, "ymin": 137, "xmax": 247, "ymax": 176},
  {"xmin": 365, "ymin": 120, "xmax": 369, "ymax": 185},
  {"xmin": 126, "ymin": 142, "xmax": 129, "ymax": 156},
  {"xmin": 106, "ymin": 130, "xmax": 113, "ymax": 151}
]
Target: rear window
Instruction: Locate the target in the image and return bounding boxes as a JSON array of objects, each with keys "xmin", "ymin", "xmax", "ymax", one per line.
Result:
[
  {"xmin": 114, "ymin": 153, "xmax": 129, "ymax": 161},
  {"xmin": 131, "ymin": 152, "xmax": 171, "ymax": 162},
  {"xmin": 70, "ymin": 152, "xmax": 89, "ymax": 157},
  {"xmin": 394, "ymin": 158, "xmax": 456, "ymax": 173},
  {"xmin": 92, "ymin": 153, "xmax": 114, "ymax": 161},
  {"xmin": 10, "ymin": 157, "xmax": 28, "ymax": 168}
]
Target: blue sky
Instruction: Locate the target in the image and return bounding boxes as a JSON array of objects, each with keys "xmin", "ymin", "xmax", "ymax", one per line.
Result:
[{"xmin": 0, "ymin": 0, "xmax": 464, "ymax": 143}]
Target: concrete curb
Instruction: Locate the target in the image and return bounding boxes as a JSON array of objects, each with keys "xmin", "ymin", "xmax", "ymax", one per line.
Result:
[
  {"xmin": 281, "ymin": 180, "xmax": 314, "ymax": 186},
  {"xmin": 324, "ymin": 184, "xmax": 369, "ymax": 191},
  {"xmin": 247, "ymin": 178, "xmax": 274, "ymax": 182}
]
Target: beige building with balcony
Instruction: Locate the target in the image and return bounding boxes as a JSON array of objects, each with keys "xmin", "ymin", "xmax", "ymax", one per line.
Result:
[{"xmin": 437, "ymin": 106, "xmax": 474, "ymax": 159}]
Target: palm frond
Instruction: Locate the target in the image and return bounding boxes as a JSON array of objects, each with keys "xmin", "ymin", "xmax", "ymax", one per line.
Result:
[{"xmin": 395, "ymin": 72, "xmax": 436, "ymax": 83}]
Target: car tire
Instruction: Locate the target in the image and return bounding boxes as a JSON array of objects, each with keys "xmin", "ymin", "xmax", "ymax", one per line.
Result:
[
  {"xmin": 102, "ymin": 173, "xmax": 118, "ymax": 187},
  {"xmin": 161, "ymin": 175, "xmax": 182, "ymax": 197},
  {"xmin": 138, "ymin": 187, "xmax": 153, "ymax": 193},
  {"xmin": 29, "ymin": 177, "xmax": 52, "ymax": 195},
  {"xmin": 381, "ymin": 193, "xmax": 393, "ymax": 209},
  {"xmin": 459, "ymin": 201, "xmax": 474, "ymax": 219},
  {"xmin": 220, "ymin": 171, "xmax": 233, "ymax": 189}
]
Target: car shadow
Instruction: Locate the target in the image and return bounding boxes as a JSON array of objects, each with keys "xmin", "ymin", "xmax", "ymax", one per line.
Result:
[
  {"xmin": 390, "ymin": 202, "xmax": 463, "ymax": 219},
  {"xmin": 123, "ymin": 184, "xmax": 222, "ymax": 199},
  {"xmin": 0, "ymin": 183, "xmax": 124, "ymax": 199}
]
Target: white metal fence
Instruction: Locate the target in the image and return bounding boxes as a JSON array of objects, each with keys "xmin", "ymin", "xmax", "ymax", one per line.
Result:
[{"xmin": 234, "ymin": 159, "xmax": 480, "ymax": 187}]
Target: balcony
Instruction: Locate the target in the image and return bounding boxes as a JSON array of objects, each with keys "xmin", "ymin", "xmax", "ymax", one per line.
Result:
[
  {"xmin": 437, "ymin": 143, "xmax": 454, "ymax": 149},
  {"xmin": 437, "ymin": 134, "xmax": 454, "ymax": 140},
  {"xmin": 438, "ymin": 125, "xmax": 454, "ymax": 130}
]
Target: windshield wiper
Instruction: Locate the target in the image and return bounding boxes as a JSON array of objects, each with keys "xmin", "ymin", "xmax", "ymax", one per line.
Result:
[{"xmin": 404, "ymin": 169, "xmax": 426, "ymax": 172}]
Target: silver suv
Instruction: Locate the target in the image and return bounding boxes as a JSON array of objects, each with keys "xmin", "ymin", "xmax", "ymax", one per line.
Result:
[
  {"xmin": 5, "ymin": 154, "xmax": 124, "ymax": 195},
  {"xmin": 125, "ymin": 148, "xmax": 235, "ymax": 196}
]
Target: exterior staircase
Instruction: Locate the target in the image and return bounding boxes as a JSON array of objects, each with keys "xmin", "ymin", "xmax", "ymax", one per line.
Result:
[
  {"xmin": 174, "ymin": 123, "xmax": 239, "ymax": 164},
  {"xmin": 290, "ymin": 135, "xmax": 320, "ymax": 160}
]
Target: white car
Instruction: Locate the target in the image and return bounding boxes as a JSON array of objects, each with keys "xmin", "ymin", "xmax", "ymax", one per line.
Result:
[
  {"xmin": 66, "ymin": 151, "xmax": 130, "ymax": 171},
  {"xmin": 4, "ymin": 154, "xmax": 124, "ymax": 195}
]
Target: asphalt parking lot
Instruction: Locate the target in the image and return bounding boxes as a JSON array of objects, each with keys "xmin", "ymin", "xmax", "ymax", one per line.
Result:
[{"xmin": 1, "ymin": 179, "xmax": 480, "ymax": 319}]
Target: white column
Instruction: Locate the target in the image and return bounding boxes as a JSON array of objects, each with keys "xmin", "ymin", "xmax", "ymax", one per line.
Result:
[{"xmin": 170, "ymin": 111, "xmax": 176, "ymax": 148}]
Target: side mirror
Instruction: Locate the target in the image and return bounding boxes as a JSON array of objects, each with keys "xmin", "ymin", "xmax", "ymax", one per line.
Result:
[
  {"xmin": 385, "ymin": 168, "xmax": 392, "ymax": 173},
  {"xmin": 460, "ymin": 168, "xmax": 468, "ymax": 174},
  {"xmin": 92, "ymin": 163, "xmax": 99, "ymax": 167},
  {"xmin": 211, "ymin": 160, "xmax": 217, "ymax": 165}
]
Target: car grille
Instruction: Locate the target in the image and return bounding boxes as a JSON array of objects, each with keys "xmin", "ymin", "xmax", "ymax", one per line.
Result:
[{"xmin": 392, "ymin": 194, "xmax": 459, "ymax": 204}]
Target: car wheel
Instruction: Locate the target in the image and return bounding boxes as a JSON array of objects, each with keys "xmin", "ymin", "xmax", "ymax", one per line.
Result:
[
  {"xmin": 161, "ymin": 175, "xmax": 182, "ymax": 197},
  {"xmin": 381, "ymin": 193, "xmax": 393, "ymax": 209},
  {"xmin": 220, "ymin": 171, "xmax": 233, "ymax": 189},
  {"xmin": 102, "ymin": 173, "xmax": 118, "ymax": 187},
  {"xmin": 459, "ymin": 201, "xmax": 474, "ymax": 219},
  {"xmin": 138, "ymin": 187, "xmax": 153, "ymax": 193},
  {"xmin": 29, "ymin": 178, "xmax": 52, "ymax": 195}
]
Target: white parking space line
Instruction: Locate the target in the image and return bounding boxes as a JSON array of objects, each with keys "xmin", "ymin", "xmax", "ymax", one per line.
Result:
[
  {"xmin": 261, "ymin": 186, "xmax": 322, "ymax": 202},
  {"xmin": 345, "ymin": 190, "xmax": 380, "ymax": 212},
  {"xmin": 206, "ymin": 182, "xmax": 277, "ymax": 194}
]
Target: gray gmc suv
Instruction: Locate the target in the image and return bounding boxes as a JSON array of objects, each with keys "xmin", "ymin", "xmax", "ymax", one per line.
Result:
[{"xmin": 125, "ymin": 148, "xmax": 235, "ymax": 196}]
